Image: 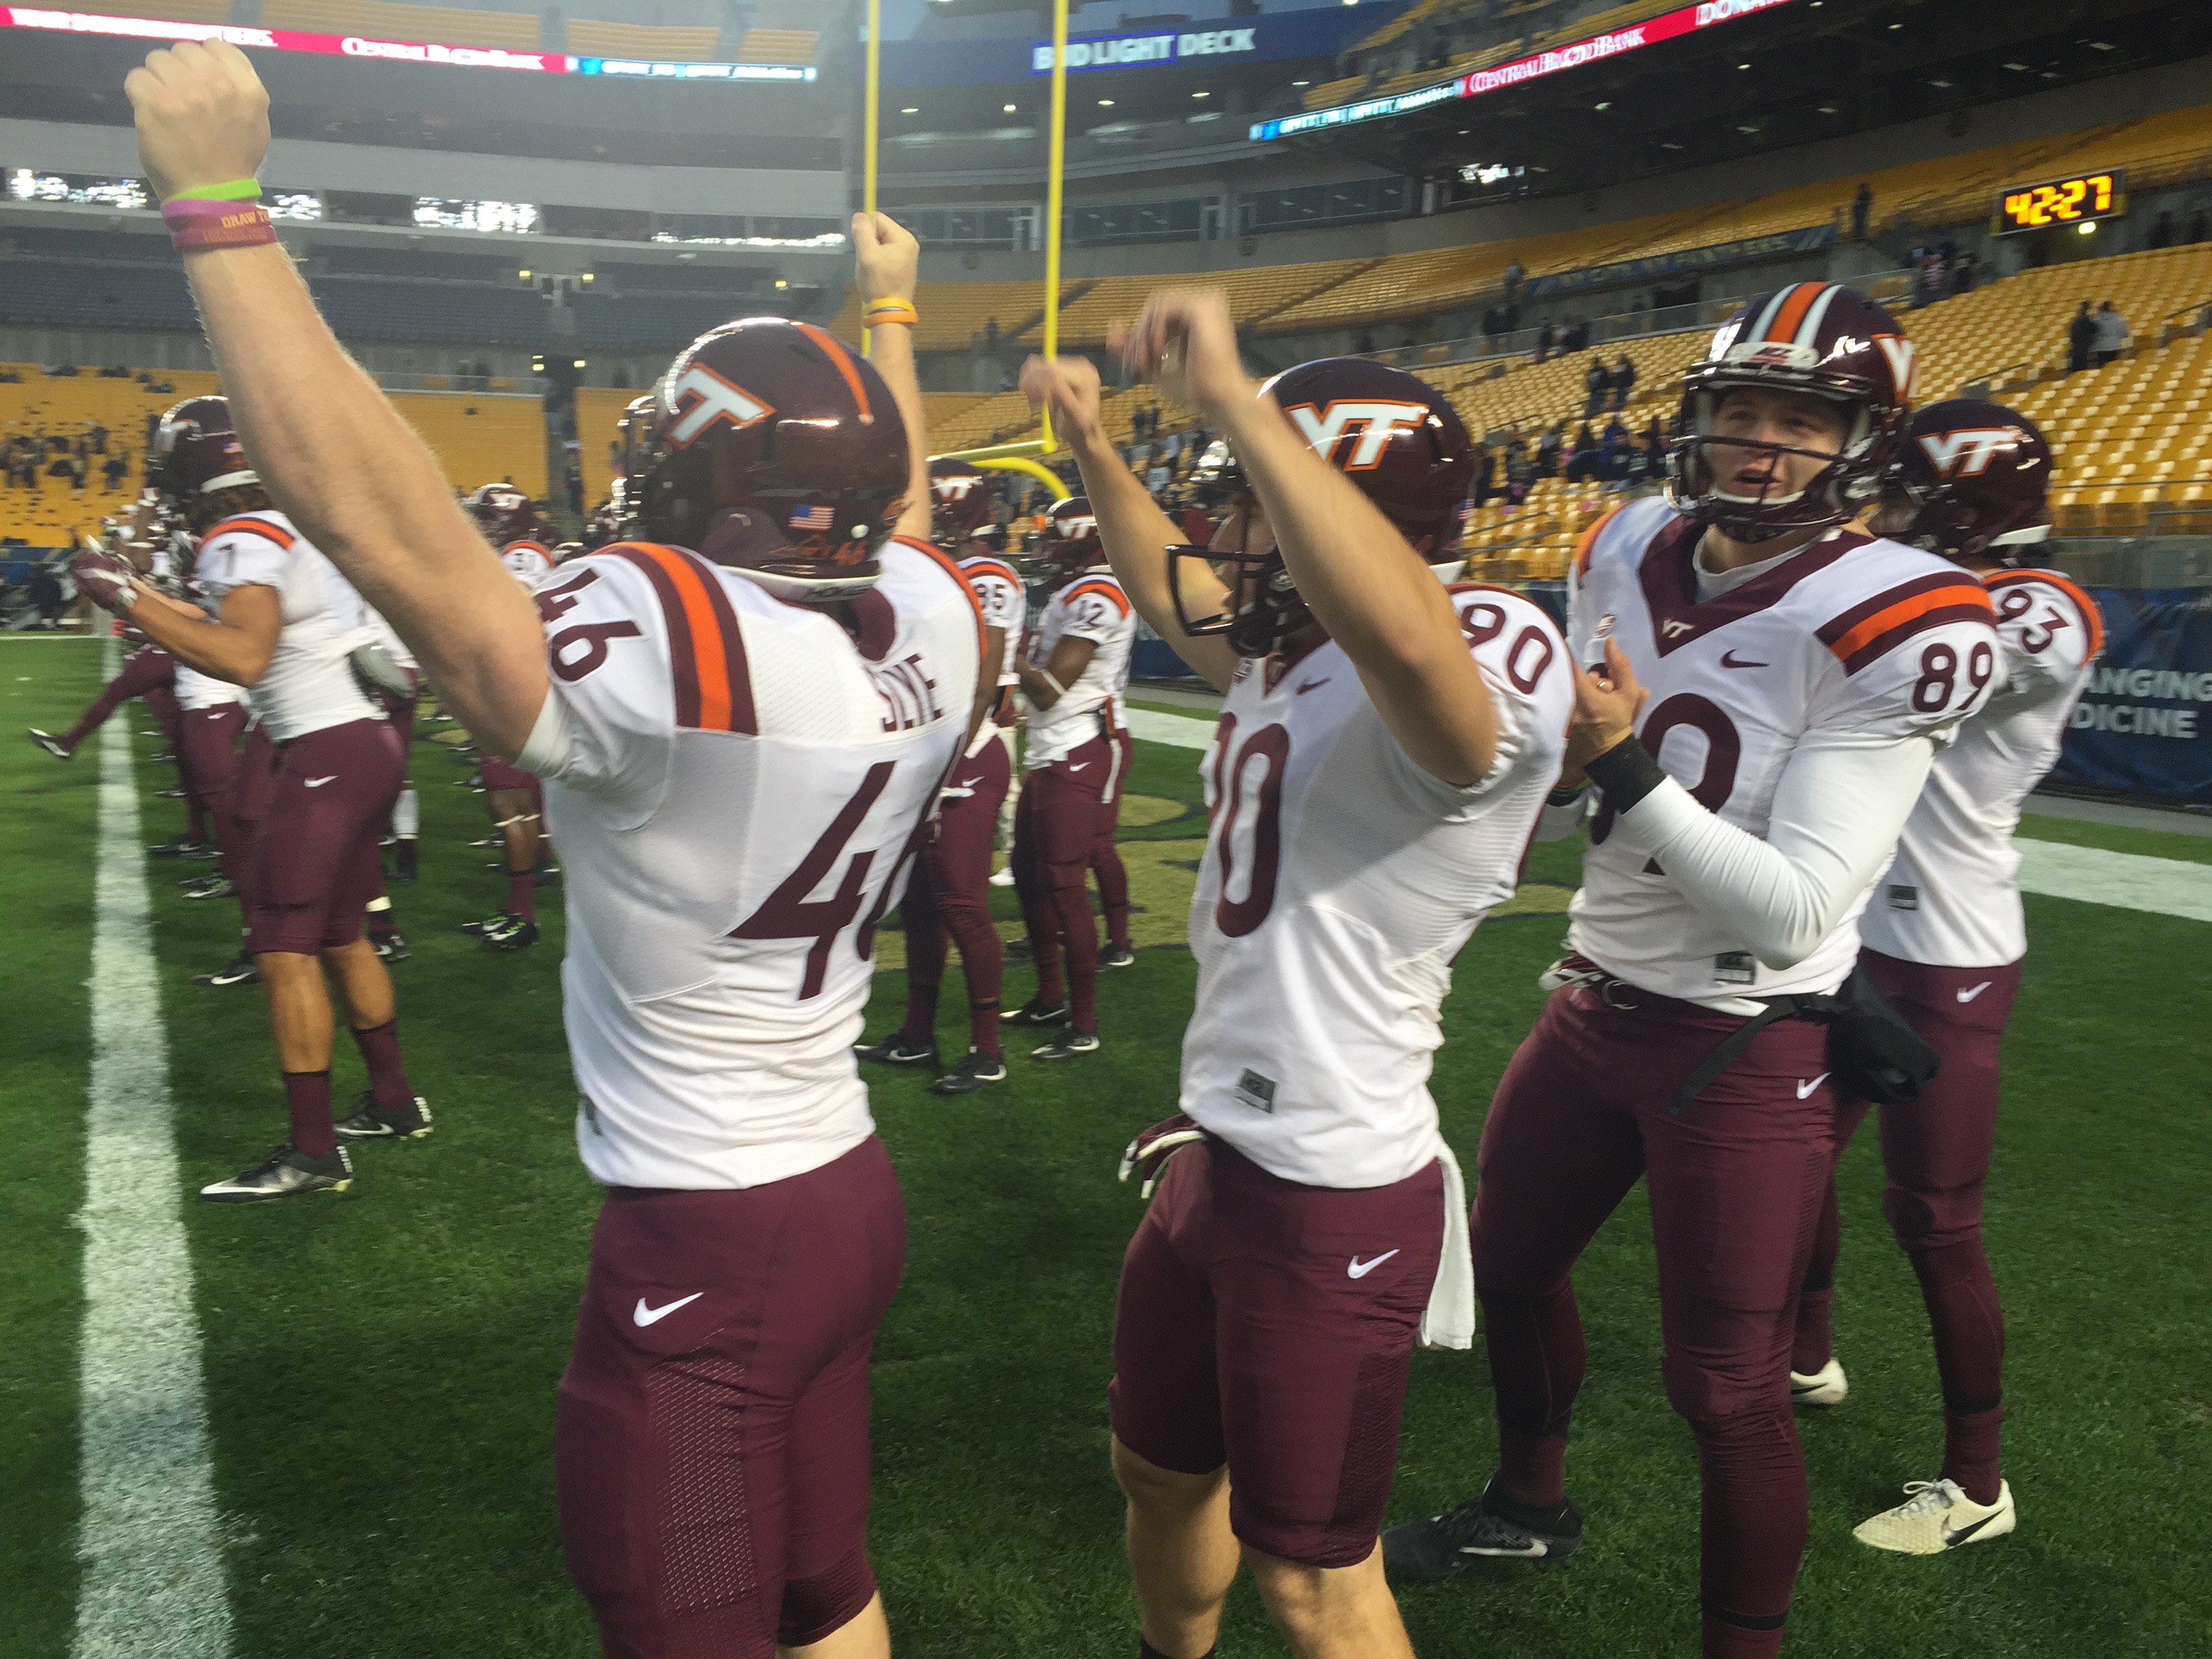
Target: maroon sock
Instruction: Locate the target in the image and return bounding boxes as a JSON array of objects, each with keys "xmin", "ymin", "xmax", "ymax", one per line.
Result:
[
  {"xmin": 1103, "ymin": 901, "xmax": 1132, "ymax": 952},
  {"xmin": 285, "ymin": 1069, "xmax": 336, "ymax": 1158},
  {"xmin": 937, "ymin": 898, "xmax": 1002, "ymax": 1058},
  {"xmin": 506, "ymin": 867, "xmax": 537, "ymax": 921},
  {"xmin": 186, "ymin": 790, "xmax": 208, "ymax": 842},
  {"xmin": 1791, "ymin": 1179, "xmax": 1841, "ymax": 1372},
  {"xmin": 350, "ymin": 1019, "xmax": 415, "ymax": 1112},
  {"xmin": 1692, "ymin": 1407, "xmax": 1805, "ymax": 1659},
  {"xmin": 968, "ymin": 1000, "xmax": 1003, "ymax": 1060},
  {"xmin": 1911, "ymin": 1239, "xmax": 2006, "ymax": 1503},
  {"xmin": 1480, "ymin": 1283, "xmax": 1583, "ymax": 1506},
  {"xmin": 901, "ymin": 979, "xmax": 941, "ymax": 1047}
]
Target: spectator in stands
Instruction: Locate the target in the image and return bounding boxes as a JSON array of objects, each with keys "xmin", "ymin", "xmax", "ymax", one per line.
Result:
[
  {"xmin": 1565, "ymin": 422, "xmax": 1601, "ymax": 485},
  {"xmin": 1609, "ymin": 352, "xmax": 1637, "ymax": 411},
  {"xmin": 983, "ymin": 317, "xmax": 1000, "ymax": 354},
  {"xmin": 102, "ymin": 451, "xmax": 127, "ymax": 493},
  {"xmin": 2188, "ymin": 207, "xmax": 2209, "ymax": 245},
  {"xmin": 1504, "ymin": 436, "xmax": 1534, "ymax": 506},
  {"xmin": 1567, "ymin": 316, "xmax": 1591, "ymax": 352},
  {"xmin": 87, "ymin": 420, "xmax": 107, "ymax": 455},
  {"xmin": 1536, "ymin": 422, "xmax": 1563, "ymax": 480},
  {"xmin": 1912, "ymin": 249, "xmax": 1945, "ymax": 309},
  {"xmin": 2091, "ymin": 300, "xmax": 2130, "ymax": 367},
  {"xmin": 2148, "ymin": 211, "xmax": 2176, "ymax": 250},
  {"xmin": 2067, "ymin": 302, "xmax": 2096, "ymax": 373},
  {"xmin": 1851, "ymin": 182, "xmax": 1873, "ymax": 241},
  {"xmin": 1532, "ymin": 321, "xmax": 1553, "ymax": 365},
  {"xmin": 1504, "ymin": 258, "xmax": 1524, "ymax": 302},
  {"xmin": 1583, "ymin": 356, "xmax": 1608, "ymax": 417},
  {"xmin": 1952, "ymin": 250, "xmax": 1978, "ymax": 297},
  {"xmin": 1472, "ymin": 441, "xmax": 1496, "ymax": 508},
  {"xmin": 1145, "ymin": 455, "xmax": 1171, "ymax": 497},
  {"xmin": 1643, "ymin": 415, "xmax": 1666, "ymax": 457}
]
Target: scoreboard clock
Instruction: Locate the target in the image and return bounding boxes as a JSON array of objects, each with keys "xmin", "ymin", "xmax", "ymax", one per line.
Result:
[{"xmin": 1993, "ymin": 169, "xmax": 2127, "ymax": 235}]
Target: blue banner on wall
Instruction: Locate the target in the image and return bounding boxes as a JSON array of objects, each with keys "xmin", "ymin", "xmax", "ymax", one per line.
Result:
[
  {"xmin": 888, "ymin": 3, "xmax": 1398, "ymax": 87},
  {"xmin": 2051, "ymin": 586, "xmax": 2212, "ymax": 802},
  {"xmin": 1523, "ymin": 223, "xmax": 1836, "ymax": 298}
]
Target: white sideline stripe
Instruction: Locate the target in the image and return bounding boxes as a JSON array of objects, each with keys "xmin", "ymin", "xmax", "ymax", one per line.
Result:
[
  {"xmin": 75, "ymin": 638, "xmax": 233, "ymax": 1659},
  {"xmin": 1127, "ymin": 705, "xmax": 1213, "ymax": 750},
  {"xmin": 2014, "ymin": 836, "xmax": 2212, "ymax": 922}
]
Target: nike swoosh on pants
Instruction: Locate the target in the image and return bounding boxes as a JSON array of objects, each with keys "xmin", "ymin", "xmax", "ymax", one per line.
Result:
[
  {"xmin": 1795, "ymin": 1073, "xmax": 1829, "ymax": 1099},
  {"xmin": 633, "ymin": 1292, "xmax": 705, "ymax": 1327},
  {"xmin": 1957, "ymin": 981, "xmax": 1992, "ymax": 1002}
]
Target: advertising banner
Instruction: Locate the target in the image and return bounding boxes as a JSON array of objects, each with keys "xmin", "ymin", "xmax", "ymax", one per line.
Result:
[
  {"xmin": 1524, "ymin": 223, "xmax": 1835, "ymax": 297},
  {"xmin": 2051, "ymin": 586, "xmax": 2212, "ymax": 802}
]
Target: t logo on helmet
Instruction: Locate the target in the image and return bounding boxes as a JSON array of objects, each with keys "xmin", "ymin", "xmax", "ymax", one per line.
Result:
[
  {"xmin": 665, "ymin": 364, "xmax": 775, "ymax": 448},
  {"xmin": 935, "ymin": 475, "xmax": 981, "ymax": 500},
  {"xmin": 1283, "ymin": 400, "xmax": 1434, "ymax": 471},
  {"xmin": 1919, "ymin": 428, "xmax": 2019, "ymax": 478}
]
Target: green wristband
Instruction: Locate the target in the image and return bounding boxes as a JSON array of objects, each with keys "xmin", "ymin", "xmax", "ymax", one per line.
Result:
[{"xmin": 170, "ymin": 179, "xmax": 262, "ymax": 202}]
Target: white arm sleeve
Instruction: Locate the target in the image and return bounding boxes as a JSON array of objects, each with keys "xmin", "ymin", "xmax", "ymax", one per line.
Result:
[{"xmin": 1610, "ymin": 728, "xmax": 1936, "ymax": 969}]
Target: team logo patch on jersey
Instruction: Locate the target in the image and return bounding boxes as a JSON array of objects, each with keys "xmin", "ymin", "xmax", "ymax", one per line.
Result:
[
  {"xmin": 1714, "ymin": 951, "xmax": 1757, "ymax": 985},
  {"xmin": 1233, "ymin": 1069, "xmax": 1278, "ymax": 1113},
  {"xmin": 1888, "ymin": 884, "xmax": 1920, "ymax": 911}
]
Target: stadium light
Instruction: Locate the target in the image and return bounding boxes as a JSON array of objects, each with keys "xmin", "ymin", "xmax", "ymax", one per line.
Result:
[
  {"xmin": 1004, "ymin": 102, "xmax": 1017, "ymax": 111},
  {"xmin": 1193, "ymin": 90, "xmax": 1209, "ymax": 98},
  {"xmin": 573, "ymin": 359, "xmax": 588, "ymax": 369},
  {"xmin": 1099, "ymin": 98, "xmax": 1114, "ymax": 106},
  {"xmin": 518, "ymin": 268, "xmax": 531, "ymax": 279},
  {"xmin": 2078, "ymin": 221, "xmax": 2097, "ymax": 235},
  {"xmin": 775, "ymin": 278, "xmax": 790, "ymax": 289},
  {"xmin": 901, "ymin": 106, "xmax": 919, "ymax": 114},
  {"xmin": 580, "ymin": 272, "xmax": 594, "ymax": 283}
]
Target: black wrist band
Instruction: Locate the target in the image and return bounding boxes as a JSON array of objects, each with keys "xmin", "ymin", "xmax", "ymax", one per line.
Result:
[
  {"xmin": 1546, "ymin": 782, "xmax": 1589, "ymax": 807},
  {"xmin": 1584, "ymin": 735, "xmax": 1667, "ymax": 813}
]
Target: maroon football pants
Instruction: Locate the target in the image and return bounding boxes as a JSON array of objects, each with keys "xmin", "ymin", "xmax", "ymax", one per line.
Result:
[
  {"xmin": 1010, "ymin": 734, "xmax": 1116, "ymax": 1032},
  {"xmin": 1471, "ymin": 979, "xmax": 1837, "ymax": 1658},
  {"xmin": 1794, "ymin": 951, "xmax": 2020, "ymax": 1505},
  {"xmin": 557, "ymin": 1139, "xmax": 907, "ymax": 1658},
  {"xmin": 178, "ymin": 702, "xmax": 247, "ymax": 874},
  {"xmin": 247, "ymin": 718, "xmax": 402, "ymax": 956},
  {"xmin": 62, "ymin": 643, "xmax": 174, "ymax": 752},
  {"xmin": 1090, "ymin": 729, "xmax": 1134, "ymax": 952},
  {"xmin": 899, "ymin": 733, "xmax": 1010, "ymax": 1059}
]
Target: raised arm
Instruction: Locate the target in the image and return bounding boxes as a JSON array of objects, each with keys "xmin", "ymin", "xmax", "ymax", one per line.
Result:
[
  {"xmin": 125, "ymin": 41, "xmax": 545, "ymax": 756},
  {"xmin": 1020, "ymin": 353, "xmax": 1237, "ymax": 693},
  {"xmin": 851, "ymin": 213, "xmax": 931, "ymax": 546},
  {"xmin": 1118, "ymin": 289, "xmax": 1498, "ymax": 785}
]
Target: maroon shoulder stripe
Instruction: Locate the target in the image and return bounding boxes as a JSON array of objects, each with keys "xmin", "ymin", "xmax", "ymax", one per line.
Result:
[{"xmin": 605, "ymin": 542, "xmax": 758, "ymax": 734}]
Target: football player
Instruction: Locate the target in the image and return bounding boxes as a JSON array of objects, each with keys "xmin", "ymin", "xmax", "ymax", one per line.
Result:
[
  {"xmin": 459, "ymin": 481, "xmax": 559, "ymax": 949},
  {"xmin": 1383, "ymin": 284, "xmax": 2002, "ymax": 1659},
  {"xmin": 1002, "ymin": 496, "xmax": 1135, "ymax": 1058},
  {"xmin": 856, "ymin": 457, "xmax": 1023, "ymax": 1092},
  {"xmin": 1789, "ymin": 401, "xmax": 2097, "ymax": 1554},
  {"xmin": 28, "ymin": 628, "xmax": 180, "ymax": 764},
  {"xmin": 1027, "ymin": 309, "xmax": 1570, "ymax": 1659},
  {"xmin": 73, "ymin": 393, "xmax": 428, "ymax": 1198},
  {"xmin": 125, "ymin": 39, "xmax": 981, "ymax": 1655}
]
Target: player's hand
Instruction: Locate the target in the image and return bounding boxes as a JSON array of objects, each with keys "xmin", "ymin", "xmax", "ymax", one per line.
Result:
[
  {"xmin": 124, "ymin": 40, "xmax": 270, "ymax": 203},
  {"xmin": 1112, "ymin": 288, "xmax": 1251, "ymax": 417},
  {"xmin": 851, "ymin": 211, "xmax": 919, "ymax": 308},
  {"xmin": 1020, "ymin": 354, "xmax": 1104, "ymax": 445},
  {"xmin": 1566, "ymin": 637, "xmax": 1646, "ymax": 767},
  {"xmin": 72, "ymin": 545, "xmax": 139, "ymax": 613}
]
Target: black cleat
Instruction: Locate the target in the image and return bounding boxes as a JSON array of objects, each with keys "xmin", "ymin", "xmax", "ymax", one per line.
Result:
[
  {"xmin": 485, "ymin": 916, "xmax": 539, "ymax": 951},
  {"xmin": 391, "ymin": 840, "xmax": 417, "ymax": 884},
  {"xmin": 154, "ymin": 785, "xmax": 186, "ymax": 799},
  {"xmin": 468, "ymin": 835, "xmax": 503, "ymax": 848},
  {"xmin": 27, "ymin": 729, "xmax": 73, "ymax": 760},
  {"xmin": 1002, "ymin": 935, "xmax": 1034, "ymax": 966},
  {"xmin": 458, "ymin": 912, "xmax": 514, "ymax": 937},
  {"xmin": 182, "ymin": 841, "xmax": 225, "ymax": 861},
  {"xmin": 182, "ymin": 876, "xmax": 235, "ymax": 901},
  {"xmin": 855, "ymin": 1034, "xmax": 938, "ymax": 1067},
  {"xmin": 199, "ymin": 1143, "xmax": 354, "ymax": 1203},
  {"xmin": 148, "ymin": 836, "xmax": 207, "ymax": 858},
  {"xmin": 333, "ymin": 1092, "xmax": 433, "ymax": 1141},
  {"xmin": 1382, "ymin": 1476, "xmax": 1585, "ymax": 1582},
  {"xmin": 1031, "ymin": 1027, "xmax": 1101, "ymax": 1061},
  {"xmin": 1001, "ymin": 996, "xmax": 1069, "ymax": 1027},
  {"xmin": 369, "ymin": 929, "xmax": 409, "ymax": 962},
  {"xmin": 193, "ymin": 955, "xmax": 260, "ymax": 988},
  {"xmin": 150, "ymin": 751, "xmax": 176, "ymax": 765},
  {"xmin": 1100, "ymin": 943, "xmax": 1138, "ymax": 970},
  {"xmin": 929, "ymin": 1049, "xmax": 1008, "ymax": 1094}
]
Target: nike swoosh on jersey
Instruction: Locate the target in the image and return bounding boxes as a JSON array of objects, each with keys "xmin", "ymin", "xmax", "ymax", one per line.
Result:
[
  {"xmin": 1796, "ymin": 1073, "xmax": 1830, "ymax": 1099},
  {"xmin": 1347, "ymin": 1250, "xmax": 1399, "ymax": 1279},
  {"xmin": 304, "ymin": 775, "xmax": 337, "ymax": 787},
  {"xmin": 1719, "ymin": 651, "xmax": 1769, "ymax": 669},
  {"xmin": 1296, "ymin": 678, "xmax": 1332, "ymax": 694},
  {"xmin": 1957, "ymin": 981, "xmax": 1992, "ymax": 1002},
  {"xmin": 633, "ymin": 1292, "xmax": 705, "ymax": 1327}
]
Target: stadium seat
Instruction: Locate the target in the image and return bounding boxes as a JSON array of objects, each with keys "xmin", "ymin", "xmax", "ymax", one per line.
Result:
[
  {"xmin": 565, "ymin": 20, "xmax": 724, "ymax": 60},
  {"xmin": 259, "ymin": 0, "xmax": 541, "ymax": 50}
]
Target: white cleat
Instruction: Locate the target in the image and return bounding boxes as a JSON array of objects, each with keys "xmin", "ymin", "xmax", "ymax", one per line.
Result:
[
  {"xmin": 1790, "ymin": 1355, "xmax": 1849, "ymax": 1408},
  {"xmin": 1853, "ymin": 1479, "xmax": 2015, "ymax": 1555}
]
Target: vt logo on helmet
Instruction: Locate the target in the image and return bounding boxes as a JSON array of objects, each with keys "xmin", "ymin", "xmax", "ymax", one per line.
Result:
[
  {"xmin": 928, "ymin": 456, "xmax": 996, "ymax": 549},
  {"xmin": 1025, "ymin": 495, "xmax": 1103, "ymax": 588},
  {"xmin": 1166, "ymin": 358, "xmax": 1473, "ymax": 658},
  {"xmin": 1892, "ymin": 399, "xmax": 2055, "ymax": 562},
  {"xmin": 627, "ymin": 317, "xmax": 910, "ymax": 605},
  {"xmin": 463, "ymin": 482, "xmax": 554, "ymax": 550},
  {"xmin": 1666, "ymin": 281, "xmax": 1914, "ymax": 542}
]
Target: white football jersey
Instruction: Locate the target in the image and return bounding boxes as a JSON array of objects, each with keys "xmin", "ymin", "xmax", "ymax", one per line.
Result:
[
  {"xmin": 961, "ymin": 550, "xmax": 1027, "ymax": 758},
  {"xmin": 514, "ymin": 535, "xmax": 983, "ymax": 1191},
  {"xmin": 365, "ymin": 605, "xmax": 419, "ymax": 674},
  {"xmin": 1862, "ymin": 568, "xmax": 2102, "ymax": 967},
  {"xmin": 1183, "ymin": 586, "xmax": 1573, "ymax": 1189},
  {"xmin": 1025, "ymin": 567, "xmax": 1134, "ymax": 767},
  {"xmin": 190, "ymin": 510, "xmax": 382, "ymax": 742},
  {"xmin": 1567, "ymin": 497, "xmax": 2000, "ymax": 1005},
  {"xmin": 172, "ymin": 661, "xmax": 243, "ymax": 712},
  {"xmin": 499, "ymin": 539, "xmax": 556, "ymax": 586}
]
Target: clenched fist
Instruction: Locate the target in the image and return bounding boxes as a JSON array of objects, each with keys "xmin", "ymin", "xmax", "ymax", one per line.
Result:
[
  {"xmin": 72, "ymin": 545, "xmax": 139, "ymax": 614},
  {"xmin": 851, "ymin": 211, "xmax": 919, "ymax": 310},
  {"xmin": 123, "ymin": 39, "xmax": 271, "ymax": 203}
]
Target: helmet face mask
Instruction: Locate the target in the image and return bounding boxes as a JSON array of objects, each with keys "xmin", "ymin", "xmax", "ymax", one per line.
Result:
[
  {"xmin": 1665, "ymin": 283, "xmax": 1914, "ymax": 544},
  {"xmin": 1025, "ymin": 497, "xmax": 1102, "ymax": 588},
  {"xmin": 632, "ymin": 318, "xmax": 909, "ymax": 605}
]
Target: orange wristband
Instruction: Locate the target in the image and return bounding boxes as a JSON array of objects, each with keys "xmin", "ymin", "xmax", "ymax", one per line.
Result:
[{"xmin": 864, "ymin": 300, "xmax": 919, "ymax": 327}]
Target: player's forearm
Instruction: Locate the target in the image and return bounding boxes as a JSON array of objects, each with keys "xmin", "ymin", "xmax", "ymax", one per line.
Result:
[
  {"xmin": 865, "ymin": 323, "xmax": 931, "ymax": 543},
  {"xmin": 1066, "ymin": 423, "xmax": 1180, "ymax": 626},
  {"xmin": 1595, "ymin": 730, "xmax": 1934, "ymax": 968},
  {"xmin": 119, "ymin": 584, "xmax": 265, "ymax": 684},
  {"xmin": 180, "ymin": 244, "xmax": 546, "ymax": 753},
  {"xmin": 1015, "ymin": 657, "xmax": 1063, "ymax": 710}
]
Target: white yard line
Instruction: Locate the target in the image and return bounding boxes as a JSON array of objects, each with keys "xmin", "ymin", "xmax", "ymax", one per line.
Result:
[
  {"xmin": 1126, "ymin": 705, "xmax": 1214, "ymax": 750},
  {"xmin": 74, "ymin": 638, "xmax": 233, "ymax": 1659}
]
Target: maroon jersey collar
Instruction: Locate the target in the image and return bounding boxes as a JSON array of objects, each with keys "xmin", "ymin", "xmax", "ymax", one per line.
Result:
[{"xmin": 1637, "ymin": 517, "xmax": 1866, "ymax": 655}]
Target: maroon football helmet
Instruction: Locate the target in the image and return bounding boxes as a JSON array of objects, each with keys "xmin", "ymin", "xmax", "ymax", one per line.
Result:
[
  {"xmin": 1666, "ymin": 281, "xmax": 1915, "ymax": 542},
  {"xmin": 1892, "ymin": 398, "xmax": 2055, "ymax": 562},
  {"xmin": 627, "ymin": 317, "xmax": 909, "ymax": 603},
  {"xmin": 929, "ymin": 457, "xmax": 996, "ymax": 548},
  {"xmin": 463, "ymin": 482, "xmax": 554, "ymax": 549},
  {"xmin": 1026, "ymin": 496, "xmax": 1102, "ymax": 586},
  {"xmin": 150, "ymin": 396, "xmax": 256, "ymax": 501},
  {"xmin": 1167, "ymin": 357, "xmax": 1474, "ymax": 658}
]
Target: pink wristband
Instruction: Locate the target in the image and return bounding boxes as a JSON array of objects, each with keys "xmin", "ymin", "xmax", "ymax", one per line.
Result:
[{"xmin": 163, "ymin": 201, "xmax": 277, "ymax": 251}]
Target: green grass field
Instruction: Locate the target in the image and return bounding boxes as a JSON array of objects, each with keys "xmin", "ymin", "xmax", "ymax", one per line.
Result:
[{"xmin": 5, "ymin": 634, "xmax": 2209, "ymax": 1658}]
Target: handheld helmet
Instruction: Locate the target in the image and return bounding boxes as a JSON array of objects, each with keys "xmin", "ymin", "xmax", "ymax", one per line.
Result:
[
  {"xmin": 627, "ymin": 317, "xmax": 909, "ymax": 605},
  {"xmin": 1666, "ymin": 281, "xmax": 1914, "ymax": 542},
  {"xmin": 1891, "ymin": 398, "xmax": 2055, "ymax": 562},
  {"xmin": 1168, "ymin": 357, "xmax": 1474, "ymax": 658}
]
